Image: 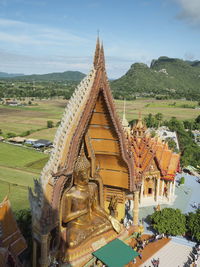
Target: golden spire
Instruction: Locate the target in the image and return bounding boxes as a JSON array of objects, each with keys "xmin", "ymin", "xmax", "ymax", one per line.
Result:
[{"xmin": 93, "ymin": 36, "xmax": 100, "ymax": 69}]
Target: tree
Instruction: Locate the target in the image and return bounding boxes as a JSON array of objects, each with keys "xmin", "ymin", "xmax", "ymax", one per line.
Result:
[
  {"xmin": 186, "ymin": 209, "xmax": 200, "ymax": 241},
  {"xmin": 47, "ymin": 120, "xmax": 54, "ymax": 128},
  {"xmin": 195, "ymin": 115, "xmax": 200, "ymax": 124},
  {"xmin": 150, "ymin": 208, "xmax": 186, "ymax": 236},
  {"xmin": 165, "ymin": 137, "xmax": 177, "ymax": 152},
  {"xmin": 183, "ymin": 120, "xmax": 193, "ymax": 130},
  {"xmin": 155, "ymin": 112, "xmax": 163, "ymax": 126},
  {"xmin": 14, "ymin": 209, "xmax": 32, "ymax": 248}
]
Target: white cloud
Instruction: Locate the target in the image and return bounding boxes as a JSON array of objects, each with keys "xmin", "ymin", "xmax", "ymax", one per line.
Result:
[
  {"xmin": 0, "ymin": 49, "xmax": 92, "ymax": 75},
  {"xmin": 174, "ymin": 0, "xmax": 200, "ymax": 24},
  {"xmin": 0, "ymin": 18, "xmax": 89, "ymax": 49}
]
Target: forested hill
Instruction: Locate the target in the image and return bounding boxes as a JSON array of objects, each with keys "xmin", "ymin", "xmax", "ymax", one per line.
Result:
[
  {"xmin": 111, "ymin": 57, "xmax": 200, "ymax": 100},
  {"xmin": 0, "ymin": 72, "xmax": 25, "ymax": 78},
  {"xmin": 8, "ymin": 71, "xmax": 86, "ymax": 82}
]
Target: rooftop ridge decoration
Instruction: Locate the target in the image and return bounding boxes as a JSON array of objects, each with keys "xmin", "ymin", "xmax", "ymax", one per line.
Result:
[{"xmin": 39, "ymin": 68, "xmax": 96, "ymax": 191}]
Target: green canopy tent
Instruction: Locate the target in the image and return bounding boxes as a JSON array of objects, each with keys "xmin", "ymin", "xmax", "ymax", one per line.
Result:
[{"xmin": 92, "ymin": 238, "xmax": 139, "ymax": 267}]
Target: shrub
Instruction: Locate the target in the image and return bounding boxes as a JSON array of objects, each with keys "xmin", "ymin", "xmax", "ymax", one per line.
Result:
[
  {"xmin": 179, "ymin": 177, "xmax": 185, "ymax": 185},
  {"xmin": 47, "ymin": 120, "xmax": 54, "ymax": 128},
  {"xmin": 7, "ymin": 132, "xmax": 16, "ymax": 138}
]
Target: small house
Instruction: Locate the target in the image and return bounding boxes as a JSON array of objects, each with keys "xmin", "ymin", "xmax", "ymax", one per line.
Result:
[{"xmin": 33, "ymin": 139, "xmax": 52, "ymax": 148}]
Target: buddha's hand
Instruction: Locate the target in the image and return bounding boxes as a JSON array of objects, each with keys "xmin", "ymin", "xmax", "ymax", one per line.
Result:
[{"xmin": 109, "ymin": 216, "xmax": 122, "ymax": 233}]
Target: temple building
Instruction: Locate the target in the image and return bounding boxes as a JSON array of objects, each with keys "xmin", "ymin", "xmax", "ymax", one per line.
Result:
[
  {"xmin": 0, "ymin": 196, "xmax": 27, "ymax": 267},
  {"xmin": 29, "ymin": 39, "xmax": 142, "ymax": 267},
  {"xmin": 123, "ymin": 114, "xmax": 180, "ymax": 207}
]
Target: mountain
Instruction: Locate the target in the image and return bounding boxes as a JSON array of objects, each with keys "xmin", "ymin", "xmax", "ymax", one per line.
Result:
[
  {"xmin": 9, "ymin": 71, "xmax": 86, "ymax": 81},
  {"xmin": 0, "ymin": 72, "xmax": 24, "ymax": 78},
  {"xmin": 111, "ymin": 57, "xmax": 200, "ymax": 100}
]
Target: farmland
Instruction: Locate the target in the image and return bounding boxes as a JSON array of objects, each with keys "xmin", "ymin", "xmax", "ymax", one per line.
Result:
[
  {"xmin": 0, "ymin": 142, "xmax": 48, "ymax": 210},
  {"xmin": 0, "ymin": 98, "xmax": 199, "ymax": 141},
  {"xmin": 0, "ymin": 97, "xmax": 199, "ymax": 210}
]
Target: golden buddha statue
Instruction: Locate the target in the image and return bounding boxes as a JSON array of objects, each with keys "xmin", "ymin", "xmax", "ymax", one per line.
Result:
[{"xmin": 61, "ymin": 144, "xmax": 122, "ymax": 249}]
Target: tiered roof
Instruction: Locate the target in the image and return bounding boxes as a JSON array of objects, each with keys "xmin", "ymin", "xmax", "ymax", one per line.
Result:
[
  {"xmin": 0, "ymin": 197, "xmax": 27, "ymax": 266},
  {"xmin": 129, "ymin": 119, "xmax": 180, "ymax": 181}
]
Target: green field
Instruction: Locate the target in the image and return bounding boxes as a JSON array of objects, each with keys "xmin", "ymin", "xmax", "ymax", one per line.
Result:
[
  {"xmin": 0, "ymin": 97, "xmax": 199, "ymax": 211},
  {"xmin": 0, "ymin": 142, "xmax": 48, "ymax": 210},
  {"xmin": 0, "ymin": 98, "xmax": 199, "ymax": 141},
  {"xmin": 115, "ymin": 99, "xmax": 199, "ymax": 122}
]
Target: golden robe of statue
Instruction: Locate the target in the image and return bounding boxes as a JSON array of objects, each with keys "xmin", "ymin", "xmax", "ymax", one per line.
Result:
[{"xmin": 61, "ymin": 145, "xmax": 122, "ymax": 249}]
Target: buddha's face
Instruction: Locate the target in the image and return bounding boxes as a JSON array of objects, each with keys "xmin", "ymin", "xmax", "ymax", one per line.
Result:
[{"xmin": 74, "ymin": 167, "xmax": 90, "ymax": 186}]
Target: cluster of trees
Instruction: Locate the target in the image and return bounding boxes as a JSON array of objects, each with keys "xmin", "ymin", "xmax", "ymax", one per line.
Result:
[
  {"xmin": 150, "ymin": 208, "xmax": 200, "ymax": 241},
  {"xmin": 0, "ymin": 80, "xmax": 77, "ymax": 99},
  {"xmin": 165, "ymin": 117, "xmax": 200, "ymax": 167}
]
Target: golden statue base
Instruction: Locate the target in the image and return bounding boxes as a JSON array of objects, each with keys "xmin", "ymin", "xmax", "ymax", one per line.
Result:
[{"xmin": 61, "ymin": 228, "xmax": 129, "ymax": 267}]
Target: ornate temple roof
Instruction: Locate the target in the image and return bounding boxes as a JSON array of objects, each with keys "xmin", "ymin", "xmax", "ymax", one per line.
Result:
[
  {"xmin": 130, "ymin": 134, "xmax": 180, "ymax": 180},
  {"xmin": 29, "ymin": 39, "xmax": 135, "ymax": 233},
  {"xmin": 0, "ymin": 197, "xmax": 27, "ymax": 266},
  {"xmin": 131, "ymin": 112, "xmax": 147, "ymax": 138}
]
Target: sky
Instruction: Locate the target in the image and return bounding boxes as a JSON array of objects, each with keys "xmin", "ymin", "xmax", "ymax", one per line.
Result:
[{"xmin": 0, "ymin": 0, "xmax": 200, "ymax": 78}]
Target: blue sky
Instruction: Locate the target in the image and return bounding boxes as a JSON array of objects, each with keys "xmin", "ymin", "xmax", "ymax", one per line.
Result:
[{"xmin": 0, "ymin": 0, "xmax": 199, "ymax": 78}]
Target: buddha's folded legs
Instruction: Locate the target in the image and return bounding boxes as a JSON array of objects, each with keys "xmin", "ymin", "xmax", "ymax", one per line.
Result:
[{"xmin": 66, "ymin": 217, "xmax": 112, "ymax": 248}]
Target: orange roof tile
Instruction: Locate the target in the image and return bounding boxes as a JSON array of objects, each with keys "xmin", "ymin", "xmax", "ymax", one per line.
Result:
[
  {"xmin": 0, "ymin": 197, "xmax": 27, "ymax": 258},
  {"xmin": 129, "ymin": 131, "xmax": 180, "ymax": 181}
]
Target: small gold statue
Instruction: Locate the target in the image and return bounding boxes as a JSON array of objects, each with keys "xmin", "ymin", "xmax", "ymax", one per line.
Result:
[
  {"xmin": 108, "ymin": 195, "xmax": 118, "ymax": 218},
  {"xmin": 61, "ymin": 144, "xmax": 122, "ymax": 249}
]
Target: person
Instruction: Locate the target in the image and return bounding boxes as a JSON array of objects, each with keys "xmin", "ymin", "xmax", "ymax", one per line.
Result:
[
  {"xmin": 132, "ymin": 258, "xmax": 136, "ymax": 264},
  {"xmin": 139, "ymin": 251, "xmax": 142, "ymax": 260}
]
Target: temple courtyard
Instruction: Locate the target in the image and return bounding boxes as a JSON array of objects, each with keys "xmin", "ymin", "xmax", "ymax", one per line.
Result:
[
  {"xmin": 128, "ymin": 172, "xmax": 200, "ymax": 267},
  {"xmin": 138, "ymin": 172, "xmax": 200, "ymax": 234}
]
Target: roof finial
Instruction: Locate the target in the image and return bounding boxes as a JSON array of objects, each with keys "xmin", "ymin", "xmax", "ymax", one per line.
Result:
[
  {"xmin": 99, "ymin": 41, "xmax": 105, "ymax": 69},
  {"xmin": 93, "ymin": 34, "xmax": 100, "ymax": 68}
]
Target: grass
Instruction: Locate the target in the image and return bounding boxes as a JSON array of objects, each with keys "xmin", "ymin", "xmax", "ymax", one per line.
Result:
[
  {"xmin": 0, "ymin": 182, "xmax": 30, "ymax": 211},
  {"xmin": 27, "ymin": 127, "xmax": 57, "ymax": 141},
  {"xmin": 1, "ymin": 98, "xmax": 198, "ymax": 141},
  {"xmin": 0, "ymin": 167, "xmax": 37, "ymax": 211},
  {"xmin": 0, "ymin": 142, "xmax": 48, "ymax": 210},
  {"xmin": 0, "ymin": 142, "xmax": 48, "ymax": 172},
  {"xmin": 115, "ymin": 99, "xmax": 199, "ymax": 121}
]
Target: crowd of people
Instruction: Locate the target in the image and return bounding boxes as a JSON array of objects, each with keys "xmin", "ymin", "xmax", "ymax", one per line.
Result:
[{"xmin": 131, "ymin": 233, "xmax": 166, "ymax": 265}]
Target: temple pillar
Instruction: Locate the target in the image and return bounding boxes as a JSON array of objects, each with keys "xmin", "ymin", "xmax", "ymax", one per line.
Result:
[
  {"xmin": 172, "ymin": 180, "xmax": 176, "ymax": 197},
  {"xmin": 168, "ymin": 182, "xmax": 172, "ymax": 202},
  {"xmin": 156, "ymin": 178, "xmax": 160, "ymax": 203},
  {"xmin": 140, "ymin": 180, "xmax": 144, "ymax": 204},
  {"xmin": 40, "ymin": 234, "xmax": 49, "ymax": 267},
  {"xmin": 133, "ymin": 191, "xmax": 139, "ymax": 226},
  {"xmin": 32, "ymin": 239, "xmax": 37, "ymax": 267},
  {"xmin": 161, "ymin": 180, "xmax": 164, "ymax": 198},
  {"xmin": 169, "ymin": 181, "xmax": 173, "ymax": 202}
]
